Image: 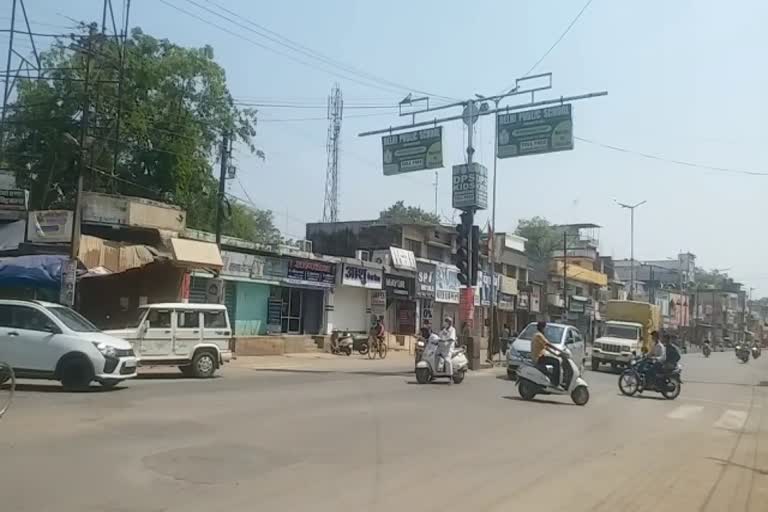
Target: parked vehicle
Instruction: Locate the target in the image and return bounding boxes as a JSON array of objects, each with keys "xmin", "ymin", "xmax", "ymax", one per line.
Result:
[
  {"xmin": 0, "ymin": 300, "xmax": 137, "ymax": 389},
  {"xmin": 353, "ymin": 334, "xmax": 369, "ymax": 355},
  {"xmin": 618, "ymin": 356, "xmax": 682, "ymax": 400},
  {"xmin": 506, "ymin": 322, "xmax": 585, "ymax": 380},
  {"xmin": 415, "ymin": 333, "xmax": 468, "ymax": 384},
  {"xmin": 105, "ymin": 303, "xmax": 232, "ymax": 378},
  {"xmin": 329, "ymin": 331, "xmax": 353, "ymax": 356},
  {"xmin": 514, "ymin": 346, "xmax": 590, "ymax": 405},
  {"xmin": 591, "ymin": 301, "xmax": 660, "ymax": 372}
]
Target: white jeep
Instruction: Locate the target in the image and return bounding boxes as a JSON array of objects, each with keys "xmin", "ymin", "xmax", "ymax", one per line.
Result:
[{"xmin": 591, "ymin": 321, "xmax": 642, "ymax": 371}]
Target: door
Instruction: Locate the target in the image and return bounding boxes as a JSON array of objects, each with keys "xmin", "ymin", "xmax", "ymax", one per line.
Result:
[
  {"xmin": 0, "ymin": 304, "xmax": 62, "ymax": 372},
  {"xmin": 281, "ymin": 288, "xmax": 302, "ymax": 334},
  {"xmin": 140, "ymin": 308, "xmax": 173, "ymax": 357},
  {"xmin": 174, "ymin": 310, "xmax": 202, "ymax": 358},
  {"xmin": 202, "ymin": 309, "xmax": 232, "ymax": 353},
  {"xmin": 566, "ymin": 328, "xmax": 586, "ymax": 369}
]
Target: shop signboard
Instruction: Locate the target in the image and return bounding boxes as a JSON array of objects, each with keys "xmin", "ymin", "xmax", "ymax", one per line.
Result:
[
  {"xmin": 286, "ymin": 258, "xmax": 336, "ymax": 288},
  {"xmin": 496, "ymin": 104, "xmax": 573, "ymax": 158},
  {"xmin": 384, "ymin": 273, "xmax": 414, "ymax": 299},
  {"xmin": 452, "ymin": 163, "xmax": 488, "ymax": 210},
  {"xmin": 341, "ymin": 264, "xmax": 383, "ymax": 289},
  {"xmin": 435, "ymin": 263, "xmax": 460, "ymax": 303},
  {"xmin": 498, "ymin": 293, "xmax": 516, "ymax": 311},
  {"xmin": 221, "ymin": 251, "xmax": 286, "ymax": 281},
  {"xmin": 382, "ymin": 127, "xmax": 443, "ymax": 176},
  {"xmin": 517, "ymin": 291, "xmax": 530, "ymax": 310},
  {"xmin": 0, "ymin": 188, "xmax": 27, "ymax": 210},
  {"xmin": 27, "ymin": 210, "xmax": 73, "ymax": 243},
  {"xmin": 415, "ymin": 262, "xmax": 436, "ymax": 299},
  {"xmin": 479, "ymin": 272, "xmax": 500, "ymax": 306},
  {"xmin": 389, "ymin": 247, "xmax": 417, "ymax": 271}
]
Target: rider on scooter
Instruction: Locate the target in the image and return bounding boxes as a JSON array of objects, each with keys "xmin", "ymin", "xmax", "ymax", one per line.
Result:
[
  {"xmin": 438, "ymin": 317, "xmax": 457, "ymax": 378},
  {"xmin": 531, "ymin": 321, "xmax": 564, "ymax": 389}
]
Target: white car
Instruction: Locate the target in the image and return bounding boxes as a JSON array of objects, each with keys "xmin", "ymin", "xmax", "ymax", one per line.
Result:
[
  {"xmin": 0, "ymin": 300, "xmax": 138, "ymax": 389},
  {"xmin": 506, "ymin": 322, "xmax": 586, "ymax": 380},
  {"xmin": 105, "ymin": 303, "xmax": 233, "ymax": 378}
]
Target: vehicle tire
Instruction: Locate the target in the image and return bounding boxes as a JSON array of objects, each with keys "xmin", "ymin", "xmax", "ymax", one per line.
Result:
[
  {"xmin": 378, "ymin": 341, "xmax": 388, "ymax": 359},
  {"xmin": 518, "ymin": 379, "xmax": 537, "ymax": 401},
  {"xmin": 344, "ymin": 346, "xmax": 352, "ymax": 356},
  {"xmin": 178, "ymin": 365, "xmax": 195, "ymax": 377},
  {"xmin": 507, "ymin": 368, "xmax": 517, "ymax": 381},
  {"xmin": 358, "ymin": 342, "xmax": 369, "ymax": 355},
  {"xmin": 661, "ymin": 376, "xmax": 681, "ymax": 400},
  {"xmin": 618, "ymin": 369, "xmax": 640, "ymax": 396},
  {"xmin": 571, "ymin": 385, "xmax": 590, "ymax": 406},
  {"xmin": 591, "ymin": 359, "xmax": 599, "ymax": 372},
  {"xmin": 99, "ymin": 379, "xmax": 120, "ymax": 389},
  {"xmin": 191, "ymin": 350, "xmax": 217, "ymax": 378},
  {"xmin": 59, "ymin": 357, "xmax": 94, "ymax": 391},
  {"xmin": 415, "ymin": 366, "xmax": 431, "ymax": 384},
  {"xmin": 452, "ymin": 370, "xmax": 466, "ymax": 384}
]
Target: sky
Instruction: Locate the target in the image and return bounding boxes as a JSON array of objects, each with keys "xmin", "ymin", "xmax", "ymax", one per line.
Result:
[{"xmin": 3, "ymin": 1, "xmax": 768, "ymax": 293}]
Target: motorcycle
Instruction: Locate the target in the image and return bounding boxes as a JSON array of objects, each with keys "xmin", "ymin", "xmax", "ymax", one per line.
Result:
[
  {"xmin": 751, "ymin": 345, "xmax": 761, "ymax": 360},
  {"xmin": 415, "ymin": 334, "xmax": 468, "ymax": 384},
  {"xmin": 353, "ymin": 334, "xmax": 369, "ymax": 355},
  {"xmin": 735, "ymin": 345, "xmax": 750, "ymax": 363},
  {"xmin": 618, "ymin": 356, "xmax": 682, "ymax": 399},
  {"xmin": 515, "ymin": 347, "xmax": 590, "ymax": 406},
  {"xmin": 702, "ymin": 344, "xmax": 711, "ymax": 358},
  {"xmin": 329, "ymin": 331, "xmax": 353, "ymax": 356}
]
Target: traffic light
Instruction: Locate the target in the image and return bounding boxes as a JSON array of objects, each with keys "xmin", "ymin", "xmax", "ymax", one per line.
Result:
[
  {"xmin": 455, "ymin": 211, "xmax": 472, "ymax": 286},
  {"xmin": 471, "ymin": 224, "xmax": 480, "ymax": 286}
]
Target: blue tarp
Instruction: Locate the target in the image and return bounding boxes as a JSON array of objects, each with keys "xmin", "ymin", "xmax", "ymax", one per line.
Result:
[{"xmin": 0, "ymin": 254, "xmax": 68, "ymax": 288}]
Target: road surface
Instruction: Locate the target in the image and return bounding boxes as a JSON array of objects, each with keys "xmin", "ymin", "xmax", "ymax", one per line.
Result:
[{"xmin": 0, "ymin": 351, "xmax": 766, "ymax": 511}]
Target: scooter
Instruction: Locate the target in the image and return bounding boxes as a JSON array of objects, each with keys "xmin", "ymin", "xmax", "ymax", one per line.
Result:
[
  {"xmin": 415, "ymin": 334, "xmax": 468, "ymax": 384},
  {"xmin": 515, "ymin": 347, "xmax": 590, "ymax": 405},
  {"xmin": 735, "ymin": 345, "xmax": 750, "ymax": 363},
  {"xmin": 329, "ymin": 331, "xmax": 353, "ymax": 356},
  {"xmin": 752, "ymin": 345, "xmax": 761, "ymax": 359}
]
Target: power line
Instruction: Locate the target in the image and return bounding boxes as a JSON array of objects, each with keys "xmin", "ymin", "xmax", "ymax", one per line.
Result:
[{"xmin": 575, "ymin": 136, "xmax": 768, "ymax": 177}]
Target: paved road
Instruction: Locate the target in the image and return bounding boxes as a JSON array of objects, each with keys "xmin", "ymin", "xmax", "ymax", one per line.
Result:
[{"xmin": 1, "ymin": 351, "xmax": 766, "ymax": 512}]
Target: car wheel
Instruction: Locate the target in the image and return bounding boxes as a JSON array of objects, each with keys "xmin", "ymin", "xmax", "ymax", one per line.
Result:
[
  {"xmin": 192, "ymin": 351, "xmax": 217, "ymax": 378},
  {"xmin": 60, "ymin": 357, "xmax": 94, "ymax": 391}
]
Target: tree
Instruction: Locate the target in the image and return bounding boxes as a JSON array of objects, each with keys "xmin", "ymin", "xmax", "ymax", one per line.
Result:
[
  {"xmin": 515, "ymin": 216, "xmax": 560, "ymax": 262},
  {"xmin": 3, "ymin": 24, "xmax": 274, "ymax": 242},
  {"xmin": 378, "ymin": 200, "xmax": 440, "ymax": 225}
]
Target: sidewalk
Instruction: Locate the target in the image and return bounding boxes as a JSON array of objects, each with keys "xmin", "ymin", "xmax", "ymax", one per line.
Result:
[{"xmin": 231, "ymin": 350, "xmax": 414, "ymax": 372}]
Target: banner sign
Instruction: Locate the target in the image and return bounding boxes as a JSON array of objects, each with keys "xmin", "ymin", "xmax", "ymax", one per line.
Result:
[
  {"xmin": 382, "ymin": 127, "xmax": 443, "ymax": 175},
  {"xmin": 497, "ymin": 104, "xmax": 573, "ymax": 158},
  {"xmin": 389, "ymin": 247, "xmax": 417, "ymax": 271},
  {"xmin": 342, "ymin": 264, "xmax": 383, "ymax": 289},
  {"xmin": 0, "ymin": 189, "xmax": 27, "ymax": 210},
  {"xmin": 415, "ymin": 262, "xmax": 436, "ymax": 299},
  {"xmin": 452, "ymin": 163, "xmax": 488, "ymax": 210},
  {"xmin": 286, "ymin": 258, "xmax": 336, "ymax": 287},
  {"xmin": 435, "ymin": 263, "xmax": 460, "ymax": 303},
  {"xmin": 221, "ymin": 251, "xmax": 285, "ymax": 281},
  {"xmin": 384, "ymin": 274, "xmax": 414, "ymax": 299},
  {"xmin": 27, "ymin": 210, "xmax": 73, "ymax": 243}
]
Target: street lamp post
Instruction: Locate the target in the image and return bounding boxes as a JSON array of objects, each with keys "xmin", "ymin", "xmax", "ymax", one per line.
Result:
[{"xmin": 615, "ymin": 200, "xmax": 647, "ymax": 300}]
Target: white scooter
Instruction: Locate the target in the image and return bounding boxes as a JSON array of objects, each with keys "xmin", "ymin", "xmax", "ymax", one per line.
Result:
[
  {"xmin": 515, "ymin": 346, "xmax": 590, "ymax": 405},
  {"xmin": 415, "ymin": 334, "xmax": 469, "ymax": 384}
]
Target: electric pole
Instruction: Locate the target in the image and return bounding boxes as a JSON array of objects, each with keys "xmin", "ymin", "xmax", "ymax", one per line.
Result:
[
  {"xmin": 615, "ymin": 199, "xmax": 646, "ymax": 300},
  {"xmin": 215, "ymin": 130, "xmax": 231, "ymax": 247},
  {"xmin": 563, "ymin": 231, "xmax": 568, "ymax": 318}
]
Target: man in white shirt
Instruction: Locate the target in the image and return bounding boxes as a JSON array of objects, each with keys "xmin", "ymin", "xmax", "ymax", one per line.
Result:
[{"xmin": 438, "ymin": 317, "xmax": 457, "ymax": 378}]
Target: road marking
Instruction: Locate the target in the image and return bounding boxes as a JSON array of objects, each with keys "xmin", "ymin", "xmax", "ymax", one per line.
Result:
[
  {"xmin": 714, "ymin": 409, "xmax": 748, "ymax": 431},
  {"xmin": 667, "ymin": 405, "xmax": 704, "ymax": 420}
]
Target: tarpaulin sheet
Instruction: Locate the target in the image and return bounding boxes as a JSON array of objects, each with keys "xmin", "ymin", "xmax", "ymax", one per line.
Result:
[{"xmin": 0, "ymin": 254, "xmax": 67, "ymax": 288}]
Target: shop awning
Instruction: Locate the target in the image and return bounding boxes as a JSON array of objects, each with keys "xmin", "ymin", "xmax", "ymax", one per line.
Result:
[
  {"xmin": 170, "ymin": 237, "xmax": 223, "ymax": 269},
  {"xmin": 78, "ymin": 234, "xmax": 164, "ymax": 274}
]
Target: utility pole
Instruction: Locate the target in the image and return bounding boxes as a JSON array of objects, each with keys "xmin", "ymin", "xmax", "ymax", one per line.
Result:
[
  {"xmin": 70, "ymin": 38, "xmax": 93, "ymax": 261},
  {"xmin": 433, "ymin": 170, "xmax": 438, "ymax": 217},
  {"xmin": 215, "ymin": 130, "xmax": 231, "ymax": 248},
  {"xmin": 615, "ymin": 199, "xmax": 646, "ymax": 300},
  {"xmin": 563, "ymin": 231, "xmax": 568, "ymax": 318}
]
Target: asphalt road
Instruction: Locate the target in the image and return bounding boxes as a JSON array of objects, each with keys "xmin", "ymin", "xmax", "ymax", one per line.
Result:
[{"xmin": 1, "ymin": 351, "xmax": 766, "ymax": 512}]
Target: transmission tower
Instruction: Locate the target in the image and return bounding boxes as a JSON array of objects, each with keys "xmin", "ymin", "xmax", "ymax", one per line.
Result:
[{"xmin": 322, "ymin": 83, "xmax": 342, "ymax": 222}]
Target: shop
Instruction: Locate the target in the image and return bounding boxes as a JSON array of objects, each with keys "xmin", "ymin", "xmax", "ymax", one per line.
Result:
[
  {"xmin": 415, "ymin": 261, "xmax": 436, "ymax": 329},
  {"xmin": 331, "ymin": 262, "xmax": 383, "ymax": 333},
  {"xmin": 434, "ymin": 262, "xmax": 460, "ymax": 326},
  {"xmin": 383, "ymin": 273, "xmax": 416, "ymax": 335},
  {"xmin": 275, "ymin": 258, "xmax": 336, "ymax": 335},
  {"xmin": 498, "ymin": 276, "xmax": 517, "ymax": 333}
]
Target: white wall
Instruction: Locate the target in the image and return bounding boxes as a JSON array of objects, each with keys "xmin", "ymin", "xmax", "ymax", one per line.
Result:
[{"xmin": 330, "ymin": 285, "xmax": 369, "ymax": 332}]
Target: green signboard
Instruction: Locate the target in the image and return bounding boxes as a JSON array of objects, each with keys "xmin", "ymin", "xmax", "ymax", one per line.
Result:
[
  {"xmin": 496, "ymin": 104, "xmax": 573, "ymax": 159},
  {"xmin": 382, "ymin": 127, "xmax": 443, "ymax": 175}
]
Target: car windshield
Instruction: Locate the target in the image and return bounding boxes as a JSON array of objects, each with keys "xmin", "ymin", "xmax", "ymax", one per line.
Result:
[
  {"xmin": 517, "ymin": 324, "xmax": 565, "ymax": 344},
  {"xmin": 605, "ymin": 325, "xmax": 640, "ymax": 340},
  {"xmin": 124, "ymin": 308, "xmax": 148, "ymax": 328},
  {"xmin": 46, "ymin": 306, "xmax": 100, "ymax": 333}
]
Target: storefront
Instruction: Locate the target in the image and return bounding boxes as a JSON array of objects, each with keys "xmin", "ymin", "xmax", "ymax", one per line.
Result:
[
  {"xmin": 499, "ymin": 276, "xmax": 517, "ymax": 333},
  {"xmin": 276, "ymin": 258, "xmax": 336, "ymax": 335},
  {"xmin": 384, "ymin": 273, "xmax": 416, "ymax": 335},
  {"xmin": 434, "ymin": 262, "xmax": 460, "ymax": 326},
  {"xmin": 331, "ymin": 262, "xmax": 383, "ymax": 333},
  {"xmin": 415, "ymin": 261, "xmax": 436, "ymax": 329}
]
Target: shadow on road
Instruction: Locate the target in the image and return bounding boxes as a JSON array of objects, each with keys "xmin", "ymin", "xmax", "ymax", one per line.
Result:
[
  {"xmin": 707, "ymin": 457, "xmax": 768, "ymax": 475},
  {"xmin": 501, "ymin": 395, "xmax": 575, "ymax": 406},
  {"xmin": 250, "ymin": 368, "xmax": 414, "ymax": 378},
  {"xmin": 616, "ymin": 393, "xmax": 666, "ymax": 401},
  {"xmin": 405, "ymin": 380, "xmax": 451, "ymax": 385},
  {"xmin": 0, "ymin": 383, "xmax": 127, "ymax": 393},
  {"xmin": 136, "ymin": 372, "xmax": 222, "ymax": 381}
]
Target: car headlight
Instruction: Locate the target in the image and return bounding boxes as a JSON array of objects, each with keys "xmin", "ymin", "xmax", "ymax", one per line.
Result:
[{"xmin": 93, "ymin": 342, "xmax": 118, "ymax": 358}]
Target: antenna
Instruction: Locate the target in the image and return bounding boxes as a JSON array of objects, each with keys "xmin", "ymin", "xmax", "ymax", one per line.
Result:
[{"xmin": 322, "ymin": 83, "xmax": 343, "ymax": 222}]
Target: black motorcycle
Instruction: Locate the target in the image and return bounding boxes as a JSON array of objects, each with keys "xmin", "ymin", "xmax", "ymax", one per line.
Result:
[
  {"xmin": 735, "ymin": 345, "xmax": 750, "ymax": 363},
  {"xmin": 618, "ymin": 356, "xmax": 682, "ymax": 400}
]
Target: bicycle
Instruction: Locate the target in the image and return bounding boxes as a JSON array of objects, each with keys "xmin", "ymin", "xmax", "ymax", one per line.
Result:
[
  {"xmin": 367, "ymin": 334, "xmax": 388, "ymax": 360},
  {"xmin": 0, "ymin": 361, "xmax": 15, "ymax": 420}
]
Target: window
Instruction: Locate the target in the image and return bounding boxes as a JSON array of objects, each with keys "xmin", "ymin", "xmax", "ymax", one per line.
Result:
[
  {"xmin": 572, "ymin": 330, "xmax": 583, "ymax": 343},
  {"xmin": 204, "ymin": 310, "xmax": 228, "ymax": 328},
  {"xmin": 575, "ymin": 286, "xmax": 584, "ymax": 296},
  {"xmin": 518, "ymin": 323, "xmax": 564, "ymax": 344},
  {"xmin": 0, "ymin": 305, "xmax": 58, "ymax": 332},
  {"xmin": 147, "ymin": 309, "xmax": 171, "ymax": 328},
  {"xmin": 426, "ymin": 244, "xmax": 444, "ymax": 262},
  {"xmin": 404, "ymin": 238, "xmax": 422, "ymax": 257},
  {"xmin": 46, "ymin": 306, "xmax": 99, "ymax": 332},
  {"xmin": 177, "ymin": 311, "xmax": 200, "ymax": 328}
]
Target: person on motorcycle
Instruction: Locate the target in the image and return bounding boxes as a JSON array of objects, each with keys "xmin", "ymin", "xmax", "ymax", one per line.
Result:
[
  {"xmin": 438, "ymin": 317, "xmax": 457, "ymax": 378},
  {"xmin": 419, "ymin": 319, "xmax": 432, "ymax": 340},
  {"xmin": 643, "ymin": 330, "xmax": 666, "ymax": 386},
  {"xmin": 662, "ymin": 333, "xmax": 681, "ymax": 371},
  {"xmin": 531, "ymin": 320, "xmax": 564, "ymax": 389}
]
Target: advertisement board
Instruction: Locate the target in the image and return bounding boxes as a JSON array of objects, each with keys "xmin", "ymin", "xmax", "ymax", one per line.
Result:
[
  {"xmin": 382, "ymin": 127, "xmax": 443, "ymax": 175},
  {"xmin": 497, "ymin": 104, "xmax": 573, "ymax": 158}
]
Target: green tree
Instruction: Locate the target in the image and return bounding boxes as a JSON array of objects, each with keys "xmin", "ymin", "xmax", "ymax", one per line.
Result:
[
  {"xmin": 378, "ymin": 200, "xmax": 440, "ymax": 225},
  {"xmin": 3, "ymin": 24, "xmax": 275, "ymax": 242},
  {"xmin": 515, "ymin": 216, "xmax": 560, "ymax": 262}
]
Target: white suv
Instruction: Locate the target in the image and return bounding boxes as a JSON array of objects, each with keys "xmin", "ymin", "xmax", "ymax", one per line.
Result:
[{"xmin": 0, "ymin": 300, "xmax": 138, "ymax": 390}]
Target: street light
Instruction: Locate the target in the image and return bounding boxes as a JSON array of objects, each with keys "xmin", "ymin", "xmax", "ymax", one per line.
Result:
[{"xmin": 615, "ymin": 199, "xmax": 647, "ymax": 300}]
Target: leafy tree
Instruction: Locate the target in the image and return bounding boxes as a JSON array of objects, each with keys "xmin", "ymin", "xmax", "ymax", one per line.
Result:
[
  {"xmin": 378, "ymin": 200, "xmax": 440, "ymax": 225},
  {"xmin": 3, "ymin": 23, "xmax": 275, "ymax": 242},
  {"xmin": 515, "ymin": 216, "xmax": 561, "ymax": 262}
]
